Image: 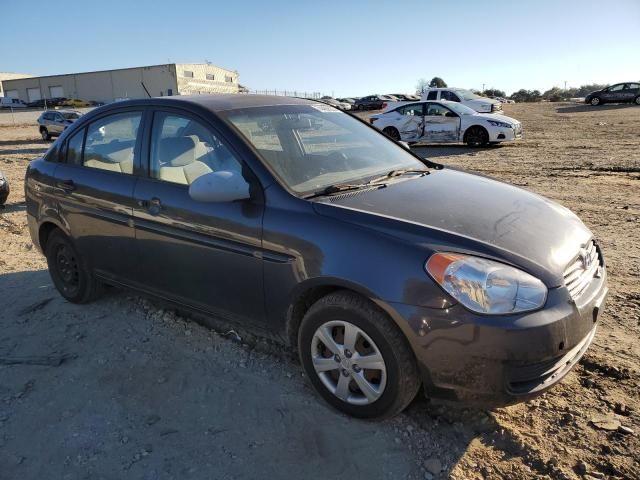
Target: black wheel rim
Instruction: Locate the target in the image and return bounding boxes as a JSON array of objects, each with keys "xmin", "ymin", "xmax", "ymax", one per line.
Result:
[
  {"xmin": 55, "ymin": 244, "xmax": 79, "ymax": 294},
  {"xmin": 386, "ymin": 129, "xmax": 400, "ymax": 141}
]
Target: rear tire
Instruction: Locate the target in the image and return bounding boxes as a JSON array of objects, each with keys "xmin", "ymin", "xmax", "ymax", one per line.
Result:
[
  {"xmin": 40, "ymin": 128, "xmax": 51, "ymax": 141},
  {"xmin": 298, "ymin": 291, "xmax": 420, "ymax": 419},
  {"xmin": 590, "ymin": 97, "xmax": 601, "ymax": 106},
  {"xmin": 45, "ymin": 230, "xmax": 101, "ymax": 304},
  {"xmin": 383, "ymin": 127, "xmax": 401, "ymax": 141},
  {"xmin": 465, "ymin": 126, "xmax": 489, "ymax": 147},
  {"xmin": 634, "ymin": 96, "xmax": 640, "ymax": 106}
]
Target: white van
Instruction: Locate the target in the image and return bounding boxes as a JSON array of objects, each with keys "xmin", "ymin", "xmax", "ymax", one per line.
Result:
[
  {"xmin": 0, "ymin": 97, "xmax": 28, "ymax": 109},
  {"xmin": 421, "ymin": 88, "xmax": 502, "ymax": 113}
]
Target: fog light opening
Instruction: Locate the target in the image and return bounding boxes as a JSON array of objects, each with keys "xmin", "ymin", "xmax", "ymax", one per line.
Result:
[
  {"xmin": 592, "ymin": 307, "xmax": 599, "ymax": 323},
  {"xmin": 497, "ymin": 133, "xmax": 506, "ymax": 139}
]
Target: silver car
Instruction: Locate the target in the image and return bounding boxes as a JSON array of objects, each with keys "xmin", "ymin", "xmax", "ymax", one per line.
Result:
[{"xmin": 37, "ymin": 110, "xmax": 82, "ymax": 141}]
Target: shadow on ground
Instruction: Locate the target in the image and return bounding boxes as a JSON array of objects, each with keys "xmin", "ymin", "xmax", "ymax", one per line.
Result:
[
  {"xmin": 556, "ymin": 104, "xmax": 636, "ymax": 114},
  {"xmin": 0, "ymin": 268, "xmax": 501, "ymax": 479},
  {"xmin": 0, "ymin": 202, "xmax": 26, "ymax": 213},
  {"xmin": 411, "ymin": 144, "xmax": 499, "ymax": 159}
]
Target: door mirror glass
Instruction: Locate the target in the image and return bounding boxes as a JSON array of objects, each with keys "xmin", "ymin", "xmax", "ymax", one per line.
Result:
[
  {"xmin": 445, "ymin": 111, "xmax": 458, "ymax": 118},
  {"xmin": 188, "ymin": 170, "xmax": 250, "ymax": 203}
]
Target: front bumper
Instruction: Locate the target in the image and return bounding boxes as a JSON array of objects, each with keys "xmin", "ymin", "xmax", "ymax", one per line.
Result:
[
  {"xmin": 387, "ymin": 268, "xmax": 607, "ymax": 405},
  {"xmin": 489, "ymin": 123, "xmax": 523, "ymax": 142}
]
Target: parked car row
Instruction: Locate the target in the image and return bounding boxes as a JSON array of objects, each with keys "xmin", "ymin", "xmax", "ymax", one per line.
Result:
[{"xmin": 0, "ymin": 97, "xmax": 103, "ymax": 109}]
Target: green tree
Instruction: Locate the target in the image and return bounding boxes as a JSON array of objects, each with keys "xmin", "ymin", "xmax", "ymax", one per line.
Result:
[
  {"xmin": 429, "ymin": 77, "xmax": 447, "ymax": 88},
  {"xmin": 483, "ymin": 88, "xmax": 506, "ymax": 98},
  {"xmin": 510, "ymin": 89, "xmax": 542, "ymax": 103}
]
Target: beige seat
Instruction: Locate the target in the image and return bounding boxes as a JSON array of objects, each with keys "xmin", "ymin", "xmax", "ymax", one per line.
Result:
[
  {"xmin": 84, "ymin": 144, "xmax": 134, "ymax": 173},
  {"xmin": 157, "ymin": 136, "xmax": 212, "ymax": 185}
]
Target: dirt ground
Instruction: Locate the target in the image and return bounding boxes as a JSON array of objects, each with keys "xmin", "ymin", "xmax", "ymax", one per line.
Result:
[{"xmin": 0, "ymin": 102, "xmax": 638, "ymax": 479}]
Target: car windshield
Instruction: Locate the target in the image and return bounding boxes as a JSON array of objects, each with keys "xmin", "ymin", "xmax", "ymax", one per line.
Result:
[
  {"xmin": 62, "ymin": 112, "xmax": 80, "ymax": 120},
  {"xmin": 444, "ymin": 102, "xmax": 477, "ymax": 116},
  {"xmin": 225, "ymin": 104, "xmax": 427, "ymax": 195},
  {"xmin": 454, "ymin": 89, "xmax": 482, "ymax": 101}
]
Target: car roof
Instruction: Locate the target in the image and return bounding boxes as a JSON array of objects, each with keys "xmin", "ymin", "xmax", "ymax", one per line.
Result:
[{"xmin": 101, "ymin": 94, "xmax": 318, "ymax": 113}]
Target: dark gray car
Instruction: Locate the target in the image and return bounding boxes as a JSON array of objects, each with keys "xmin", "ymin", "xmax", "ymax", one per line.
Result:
[
  {"xmin": 585, "ymin": 82, "xmax": 640, "ymax": 106},
  {"xmin": 37, "ymin": 109, "xmax": 82, "ymax": 140},
  {"xmin": 25, "ymin": 95, "xmax": 608, "ymax": 418}
]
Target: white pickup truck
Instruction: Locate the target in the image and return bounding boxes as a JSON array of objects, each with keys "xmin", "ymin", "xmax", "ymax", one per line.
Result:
[{"xmin": 421, "ymin": 88, "xmax": 502, "ymax": 113}]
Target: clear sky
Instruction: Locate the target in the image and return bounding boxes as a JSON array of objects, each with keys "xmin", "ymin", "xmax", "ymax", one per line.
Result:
[{"xmin": 1, "ymin": 0, "xmax": 638, "ymax": 96}]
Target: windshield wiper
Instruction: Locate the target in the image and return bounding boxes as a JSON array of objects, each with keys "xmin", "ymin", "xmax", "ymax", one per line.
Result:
[
  {"xmin": 369, "ymin": 168, "xmax": 430, "ymax": 184},
  {"xmin": 304, "ymin": 182, "xmax": 382, "ymax": 199}
]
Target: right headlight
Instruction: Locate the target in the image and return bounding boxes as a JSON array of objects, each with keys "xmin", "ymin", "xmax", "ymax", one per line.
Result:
[{"xmin": 425, "ymin": 253, "xmax": 547, "ymax": 314}]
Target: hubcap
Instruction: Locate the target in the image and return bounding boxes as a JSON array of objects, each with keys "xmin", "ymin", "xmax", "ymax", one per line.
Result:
[
  {"xmin": 311, "ymin": 320, "xmax": 387, "ymax": 405},
  {"xmin": 55, "ymin": 244, "xmax": 79, "ymax": 292},
  {"xmin": 591, "ymin": 98, "xmax": 600, "ymax": 105}
]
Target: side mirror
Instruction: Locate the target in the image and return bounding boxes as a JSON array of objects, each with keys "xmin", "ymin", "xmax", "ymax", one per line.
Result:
[
  {"xmin": 445, "ymin": 112, "xmax": 458, "ymax": 118},
  {"xmin": 189, "ymin": 170, "xmax": 250, "ymax": 203},
  {"xmin": 399, "ymin": 141, "xmax": 411, "ymax": 149}
]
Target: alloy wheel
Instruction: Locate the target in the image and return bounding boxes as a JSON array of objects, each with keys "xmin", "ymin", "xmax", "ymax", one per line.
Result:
[
  {"xmin": 591, "ymin": 97, "xmax": 600, "ymax": 106},
  {"xmin": 310, "ymin": 320, "xmax": 387, "ymax": 405}
]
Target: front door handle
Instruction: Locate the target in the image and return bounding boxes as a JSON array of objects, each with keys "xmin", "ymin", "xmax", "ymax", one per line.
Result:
[
  {"xmin": 56, "ymin": 179, "xmax": 76, "ymax": 192},
  {"xmin": 138, "ymin": 197, "xmax": 162, "ymax": 215}
]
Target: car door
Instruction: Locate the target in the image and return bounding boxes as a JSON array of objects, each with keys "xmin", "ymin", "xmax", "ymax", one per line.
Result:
[
  {"xmin": 422, "ymin": 103, "xmax": 461, "ymax": 143},
  {"xmin": 622, "ymin": 83, "xmax": 639, "ymax": 102},
  {"xmin": 601, "ymin": 84, "xmax": 625, "ymax": 102},
  {"xmin": 52, "ymin": 112, "xmax": 65, "ymax": 134},
  {"xmin": 131, "ymin": 108, "xmax": 265, "ymax": 326},
  {"xmin": 394, "ymin": 103, "xmax": 425, "ymax": 141},
  {"xmin": 52, "ymin": 109, "xmax": 143, "ymax": 282}
]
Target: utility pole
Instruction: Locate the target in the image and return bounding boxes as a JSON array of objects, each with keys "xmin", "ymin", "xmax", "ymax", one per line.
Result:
[
  {"xmin": 564, "ymin": 80, "xmax": 567, "ymax": 90},
  {"xmin": 482, "ymin": 83, "xmax": 485, "ymax": 93}
]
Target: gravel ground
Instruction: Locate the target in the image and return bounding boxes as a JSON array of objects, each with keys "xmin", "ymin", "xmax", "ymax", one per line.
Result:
[{"xmin": 0, "ymin": 102, "xmax": 638, "ymax": 479}]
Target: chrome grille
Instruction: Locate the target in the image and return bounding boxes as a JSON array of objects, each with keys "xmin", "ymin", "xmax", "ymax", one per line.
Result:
[{"xmin": 564, "ymin": 240, "xmax": 602, "ymax": 299}]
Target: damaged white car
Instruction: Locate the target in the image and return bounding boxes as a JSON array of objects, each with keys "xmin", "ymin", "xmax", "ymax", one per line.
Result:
[{"xmin": 369, "ymin": 100, "xmax": 522, "ymax": 147}]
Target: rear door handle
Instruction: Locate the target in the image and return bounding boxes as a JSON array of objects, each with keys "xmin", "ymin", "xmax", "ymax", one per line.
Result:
[{"xmin": 56, "ymin": 179, "xmax": 76, "ymax": 192}]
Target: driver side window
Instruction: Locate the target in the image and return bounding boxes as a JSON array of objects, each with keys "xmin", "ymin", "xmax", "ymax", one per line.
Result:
[{"xmin": 150, "ymin": 112, "xmax": 242, "ymax": 186}]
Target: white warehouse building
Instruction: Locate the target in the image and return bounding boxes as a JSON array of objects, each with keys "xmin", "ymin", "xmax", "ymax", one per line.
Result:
[{"xmin": 1, "ymin": 63, "xmax": 239, "ymax": 103}]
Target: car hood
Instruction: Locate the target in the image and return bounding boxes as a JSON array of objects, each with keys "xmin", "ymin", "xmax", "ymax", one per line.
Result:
[
  {"xmin": 473, "ymin": 113, "xmax": 520, "ymax": 125},
  {"xmin": 466, "ymin": 97, "xmax": 500, "ymax": 106},
  {"xmin": 312, "ymin": 169, "xmax": 592, "ymax": 287}
]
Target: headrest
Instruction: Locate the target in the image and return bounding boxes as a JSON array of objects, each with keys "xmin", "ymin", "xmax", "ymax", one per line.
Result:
[{"xmin": 158, "ymin": 136, "xmax": 197, "ymax": 167}]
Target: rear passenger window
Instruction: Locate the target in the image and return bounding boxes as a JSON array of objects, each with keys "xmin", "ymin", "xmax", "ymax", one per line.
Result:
[
  {"xmin": 66, "ymin": 128, "xmax": 84, "ymax": 165},
  {"xmin": 150, "ymin": 112, "xmax": 242, "ymax": 186},
  {"xmin": 427, "ymin": 91, "xmax": 438, "ymax": 100},
  {"xmin": 83, "ymin": 112, "xmax": 141, "ymax": 174}
]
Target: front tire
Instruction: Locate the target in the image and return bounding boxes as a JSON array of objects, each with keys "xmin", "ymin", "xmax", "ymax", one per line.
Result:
[
  {"xmin": 465, "ymin": 126, "xmax": 489, "ymax": 147},
  {"xmin": 45, "ymin": 230, "xmax": 101, "ymax": 303},
  {"xmin": 634, "ymin": 96, "xmax": 640, "ymax": 106},
  {"xmin": 590, "ymin": 97, "xmax": 601, "ymax": 106},
  {"xmin": 298, "ymin": 291, "xmax": 420, "ymax": 419},
  {"xmin": 40, "ymin": 128, "xmax": 51, "ymax": 141}
]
